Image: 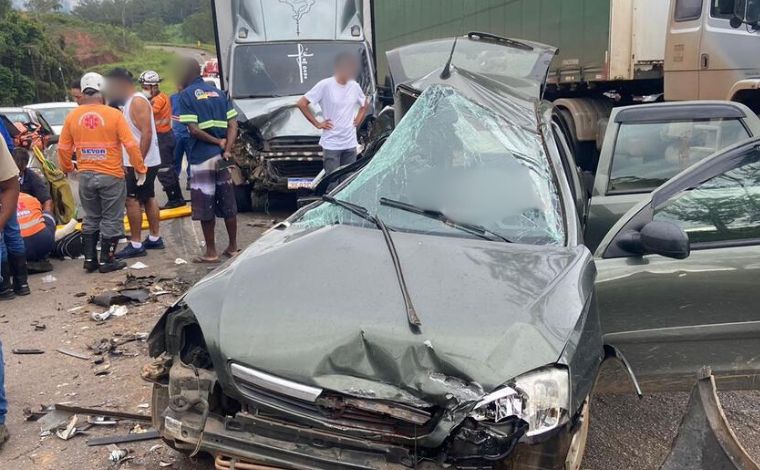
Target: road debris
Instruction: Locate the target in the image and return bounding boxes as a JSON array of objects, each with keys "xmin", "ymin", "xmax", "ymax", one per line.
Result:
[
  {"xmin": 31, "ymin": 321, "xmax": 46, "ymax": 331},
  {"xmin": 174, "ymin": 258, "xmax": 187, "ymax": 265},
  {"xmin": 56, "ymin": 414, "xmax": 88, "ymax": 440},
  {"xmin": 41, "ymin": 274, "xmax": 57, "ymax": 283},
  {"xmin": 107, "ymin": 445, "xmax": 131, "ymax": 464},
  {"xmin": 87, "ymin": 429, "xmax": 160, "ymax": 446},
  {"xmin": 56, "ymin": 348, "xmax": 91, "ymax": 360},
  {"xmin": 91, "ymin": 305, "xmax": 129, "ymax": 322},
  {"xmin": 129, "ymin": 261, "xmax": 149, "ymax": 270},
  {"xmin": 12, "ymin": 348, "xmax": 45, "ymax": 355}
]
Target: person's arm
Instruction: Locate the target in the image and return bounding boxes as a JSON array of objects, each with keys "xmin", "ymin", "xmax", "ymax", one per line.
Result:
[
  {"xmin": 352, "ymin": 84, "xmax": 369, "ymax": 128},
  {"xmin": 117, "ymin": 115, "xmax": 147, "ymax": 174},
  {"xmin": 297, "ymin": 81, "xmax": 332, "ymax": 130},
  {"xmin": 153, "ymin": 94, "xmax": 172, "ymax": 130},
  {"xmin": 0, "ymin": 176, "xmax": 19, "ymax": 232},
  {"xmin": 130, "ymin": 97, "xmax": 154, "ymax": 159},
  {"xmin": 222, "ymin": 103, "xmax": 239, "ymax": 159},
  {"xmin": 179, "ymin": 90, "xmax": 226, "ymax": 148},
  {"xmin": 58, "ymin": 118, "xmax": 75, "ymax": 174}
]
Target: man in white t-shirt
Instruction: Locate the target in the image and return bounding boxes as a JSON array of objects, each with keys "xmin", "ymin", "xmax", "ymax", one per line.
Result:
[{"xmin": 297, "ymin": 52, "xmax": 369, "ymax": 178}]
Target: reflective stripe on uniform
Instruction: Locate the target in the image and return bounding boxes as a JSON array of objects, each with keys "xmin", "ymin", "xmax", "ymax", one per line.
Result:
[
  {"xmin": 198, "ymin": 120, "xmax": 229, "ymax": 130},
  {"xmin": 226, "ymin": 109, "xmax": 238, "ymax": 119},
  {"xmin": 179, "ymin": 114, "xmax": 199, "ymax": 123}
]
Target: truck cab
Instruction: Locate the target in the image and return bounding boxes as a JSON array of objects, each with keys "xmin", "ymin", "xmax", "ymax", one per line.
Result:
[
  {"xmin": 212, "ymin": 0, "xmax": 377, "ymax": 210},
  {"xmin": 665, "ymin": 0, "xmax": 760, "ymax": 112}
]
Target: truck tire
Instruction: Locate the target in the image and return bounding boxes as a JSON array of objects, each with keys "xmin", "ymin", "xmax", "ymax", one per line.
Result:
[
  {"xmin": 554, "ymin": 108, "xmax": 599, "ymax": 172},
  {"xmin": 234, "ymin": 184, "xmax": 253, "ymax": 213},
  {"xmin": 251, "ymin": 190, "xmax": 268, "ymax": 213}
]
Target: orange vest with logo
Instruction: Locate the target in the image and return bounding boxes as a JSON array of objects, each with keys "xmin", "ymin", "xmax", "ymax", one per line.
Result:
[{"xmin": 17, "ymin": 192, "xmax": 46, "ymax": 238}]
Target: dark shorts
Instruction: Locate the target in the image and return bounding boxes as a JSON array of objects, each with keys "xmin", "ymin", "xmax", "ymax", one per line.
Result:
[
  {"xmin": 126, "ymin": 166, "xmax": 160, "ymax": 203},
  {"xmin": 190, "ymin": 155, "xmax": 237, "ymax": 222}
]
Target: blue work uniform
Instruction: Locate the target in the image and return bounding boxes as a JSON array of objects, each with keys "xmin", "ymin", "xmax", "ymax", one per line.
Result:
[
  {"xmin": 178, "ymin": 77, "xmax": 238, "ymax": 165},
  {"xmin": 170, "ymin": 93, "xmax": 190, "ymax": 176}
]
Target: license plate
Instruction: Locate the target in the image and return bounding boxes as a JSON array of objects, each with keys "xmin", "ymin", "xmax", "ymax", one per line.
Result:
[{"xmin": 287, "ymin": 178, "xmax": 314, "ymax": 190}]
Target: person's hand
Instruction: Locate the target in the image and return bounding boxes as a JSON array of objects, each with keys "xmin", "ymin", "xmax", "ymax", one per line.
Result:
[
  {"xmin": 136, "ymin": 172, "xmax": 147, "ymax": 187},
  {"xmin": 223, "ymin": 151, "xmax": 233, "ymax": 161},
  {"xmin": 218, "ymin": 138, "xmax": 227, "ymax": 150},
  {"xmin": 316, "ymin": 120, "xmax": 333, "ymax": 130}
]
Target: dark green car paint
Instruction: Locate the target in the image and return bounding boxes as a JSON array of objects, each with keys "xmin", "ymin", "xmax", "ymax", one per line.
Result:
[
  {"xmin": 585, "ymin": 101, "xmax": 760, "ymax": 252},
  {"xmin": 595, "ymin": 138, "xmax": 760, "ymax": 392}
]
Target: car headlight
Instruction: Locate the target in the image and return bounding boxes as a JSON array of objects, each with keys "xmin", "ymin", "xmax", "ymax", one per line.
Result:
[{"xmin": 471, "ymin": 367, "xmax": 570, "ymax": 437}]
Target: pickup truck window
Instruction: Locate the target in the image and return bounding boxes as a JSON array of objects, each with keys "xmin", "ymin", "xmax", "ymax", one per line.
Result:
[
  {"xmin": 608, "ymin": 118, "xmax": 750, "ymax": 194},
  {"xmin": 654, "ymin": 147, "xmax": 760, "ymax": 245},
  {"xmin": 675, "ymin": 0, "xmax": 704, "ymax": 21}
]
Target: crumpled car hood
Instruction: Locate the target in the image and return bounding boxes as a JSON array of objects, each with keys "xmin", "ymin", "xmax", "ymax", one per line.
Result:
[
  {"xmin": 185, "ymin": 224, "xmax": 594, "ymax": 406},
  {"xmin": 235, "ymin": 96, "xmax": 322, "ymax": 141}
]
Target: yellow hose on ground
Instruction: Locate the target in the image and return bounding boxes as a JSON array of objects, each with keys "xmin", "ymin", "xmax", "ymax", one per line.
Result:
[{"xmin": 58, "ymin": 205, "xmax": 192, "ymax": 232}]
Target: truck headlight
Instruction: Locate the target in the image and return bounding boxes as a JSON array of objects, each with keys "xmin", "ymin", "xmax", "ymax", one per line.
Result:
[{"xmin": 472, "ymin": 367, "xmax": 570, "ymax": 437}]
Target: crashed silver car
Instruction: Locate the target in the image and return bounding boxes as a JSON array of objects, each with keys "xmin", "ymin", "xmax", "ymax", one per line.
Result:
[{"xmin": 148, "ymin": 34, "xmax": 619, "ymax": 469}]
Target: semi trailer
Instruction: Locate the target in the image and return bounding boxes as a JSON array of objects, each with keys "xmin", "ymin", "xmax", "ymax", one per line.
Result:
[{"xmin": 370, "ymin": 0, "xmax": 760, "ymax": 167}]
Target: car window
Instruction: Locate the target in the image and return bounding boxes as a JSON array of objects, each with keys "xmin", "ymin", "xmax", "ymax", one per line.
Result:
[
  {"xmin": 1, "ymin": 111, "xmax": 31, "ymax": 124},
  {"xmin": 711, "ymin": 0, "xmax": 736, "ymax": 18},
  {"xmin": 654, "ymin": 147, "xmax": 760, "ymax": 245},
  {"xmin": 675, "ymin": 0, "xmax": 704, "ymax": 21},
  {"xmin": 608, "ymin": 118, "xmax": 750, "ymax": 194},
  {"xmin": 296, "ymin": 85, "xmax": 565, "ymax": 246},
  {"xmin": 36, "ymin": 107, "xmax": 74, "ymax": 127}
]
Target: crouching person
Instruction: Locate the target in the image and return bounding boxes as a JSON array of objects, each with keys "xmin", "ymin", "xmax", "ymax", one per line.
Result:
[
  {"xmin": 58, "ymin": 73, "xmax": 147, "ymax": 274},
  {"xmin": 17, "ymin": 193, "xmax": 55, "ymax": 263}
]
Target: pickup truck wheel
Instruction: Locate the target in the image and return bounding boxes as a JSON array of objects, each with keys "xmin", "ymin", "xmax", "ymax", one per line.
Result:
[{"xmin": 251, "ymin": 190, "xmax": 268, "ymax": 213}]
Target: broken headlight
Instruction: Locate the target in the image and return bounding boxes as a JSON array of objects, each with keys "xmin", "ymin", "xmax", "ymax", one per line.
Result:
[{"xmin": 472, "ymin": 367, "xmax": 570, "ymax": 437}]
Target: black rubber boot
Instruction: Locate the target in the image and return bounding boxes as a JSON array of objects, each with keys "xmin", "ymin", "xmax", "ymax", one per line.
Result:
[
  {"xmin": 0, "ymin": 261, "xmax": 15, "ymax": 301},
  {"xmin": 8, "ymin": 253, "xmax": 31, "ymax": 296},
  {"xmin": 99, "ymin": 237, "xmax": 126, "ymax": 274},
  {"xmin": 161, "ymin": 184, "xmax": 186, "ymax": 210},
  {"xmin": 82, "ymin": 232, "xmax": 99, "ymax": 273}
]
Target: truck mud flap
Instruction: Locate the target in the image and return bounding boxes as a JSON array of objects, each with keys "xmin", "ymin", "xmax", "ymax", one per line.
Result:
[{"xmin": 660, "ymin": 371, "xmax": 759, "ymax": 470}]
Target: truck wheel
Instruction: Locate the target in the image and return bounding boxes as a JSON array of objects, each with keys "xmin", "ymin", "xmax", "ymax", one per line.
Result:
[
  {"xmin": 234, "ymin": 184, "xmax": 253, "ymax": 213},
  {"xmin": 251, "ymin": 190, "xmax": 268, "ymax": 213},
  {"xmin": 555, "ymin": 109, "xmax": 598, "ymax": 172}
]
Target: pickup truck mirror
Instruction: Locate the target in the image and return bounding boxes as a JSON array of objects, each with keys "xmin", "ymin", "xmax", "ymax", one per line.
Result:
[
  {"xmin": 732, "ymin": 0, "xmax": 760, "ymax": 28},
  {"xmin": 617, "ymin": 221, "xmax": 690, "ymax": 260}
]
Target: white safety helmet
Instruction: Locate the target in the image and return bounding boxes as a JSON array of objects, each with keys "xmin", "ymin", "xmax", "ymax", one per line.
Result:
[
  {"xmin": 138, "ymin": 70, "xmax": 162, "ymax": 86},
  {"xmin": 80, "ymin": 72, "xmax": 104, "ymax": 93}
]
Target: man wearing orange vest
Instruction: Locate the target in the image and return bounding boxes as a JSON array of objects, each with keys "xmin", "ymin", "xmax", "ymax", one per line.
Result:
[
  {"xmin": 58, "ymin": 72, "xmax": 147, "ymax": 274},
  {"xmin": 139, "ymin": 71, "xmax": 185, "ymax": 209},
  {"xmin": 16, "ymin": 193, "xmax": 55, "ymax": 262}
]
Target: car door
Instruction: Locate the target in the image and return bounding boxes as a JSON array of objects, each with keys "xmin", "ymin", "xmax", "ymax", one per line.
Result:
[{"xmin": 595, "ymin": 138, "xmax": 760, "ymax": 392}]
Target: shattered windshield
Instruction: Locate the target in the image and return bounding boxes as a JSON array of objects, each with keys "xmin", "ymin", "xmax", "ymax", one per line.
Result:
[
  {"xmin": 231, "ymin": 42, "xmax": 372, "ymax": 99},
  {"xmin": 296, "ymin": 85, "xmax": 565, "ymax": 246}
]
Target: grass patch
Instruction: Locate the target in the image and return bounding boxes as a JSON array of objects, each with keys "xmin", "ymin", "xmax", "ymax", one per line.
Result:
[{"xmin": 88, "ymin": 47, "xmax": 180, "ymax": 95}]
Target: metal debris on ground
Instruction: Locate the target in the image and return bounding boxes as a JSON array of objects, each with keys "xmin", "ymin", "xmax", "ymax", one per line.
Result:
[
  {"xmin": 55, "ymin": 414, "xmax": 89, "ymax": 440},
  {"xmin": 56, "ymin": 348, "xmax": 90, "ymax": 360},
  {"xmin": 87, "ymin": 429, "xmax": 160, "ymax": 446},
  {"xmin": 107, "ymin": 445, "xmax": 131, "ymax": 464}
]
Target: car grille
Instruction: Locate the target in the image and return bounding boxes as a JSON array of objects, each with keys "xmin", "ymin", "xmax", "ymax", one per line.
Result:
[
  {"xmin": 266, "ymin": 137, "xmax": 322, "ymax": 154},
  {"xmin": 233, "ymin": 375, "xmax": 434, "ymax": 440}
]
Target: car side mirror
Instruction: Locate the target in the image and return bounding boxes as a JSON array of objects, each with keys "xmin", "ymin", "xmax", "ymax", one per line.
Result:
[
  {"xmin": 732, "ymin": 0, "xmax": 760, "ymax": 28},
  {"xmin": 617, "ymin": 221, "xmax": 690, "ymax": 259}
]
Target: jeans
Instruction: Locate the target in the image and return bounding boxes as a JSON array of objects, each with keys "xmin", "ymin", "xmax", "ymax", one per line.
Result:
[
  {"xmin": 1, "ymin": 210, "xmax": 25, "ymax": 259},
  {"xmin": 323, "ymin": 148, "xmax": 358, "ymax": 175},
  {"xmin": 24, "ymin": 213, "xmax": 56, "ymax": 261},
  {"xmin": 78, "ymin": 171, "xmax": 127, "ymax": 239}
]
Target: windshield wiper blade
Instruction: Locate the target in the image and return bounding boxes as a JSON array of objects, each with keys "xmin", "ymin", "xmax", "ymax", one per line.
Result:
[
  {"xmin": 379, "ymin": 198, "xmax": 513, "ymax": 244},
  {"xmin": 321, "ymin": 196, "xmax": 422, "ymax": 328}
]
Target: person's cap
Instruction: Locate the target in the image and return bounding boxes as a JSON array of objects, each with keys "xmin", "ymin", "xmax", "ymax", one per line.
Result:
[
  {"xmin": 80, "ymin": 72, "xmax": 104, "ymax": 93},
  {"xmin": 138, "ymin": 70, "xmax": 162, "ymax": 86},
  {"xmin": 104, "ymin": 67, "xmax": 134, "ymax": 83}
]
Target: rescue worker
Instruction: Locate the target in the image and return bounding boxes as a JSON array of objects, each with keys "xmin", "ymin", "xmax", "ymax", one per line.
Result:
[
  {"xmin": 12, "ymin": 148, "xmax": 53, "ymax": 213},
  {"xmin": 16, "ymin": 192, "xmax": 55, "ymax": 262},
  {"xmin": 104, "ymin": 68, "xmax": 165, "ymax": 259},
  {"xmin": 0, "ymin": 134, "xmax": 19, "ymax": 447},
  {"xmin": 170, "ymin": 85, "xmax": 190, "ymax": 183},
  {"xmin": 139, "ymin": 70, "xmax": 185, "ymax": 209},
  {"xmin": 177, "ymin": 58, "xmax": 239, "ymax": 263},
  {"xmin": 58, "ymin": 72, "xmax": 148, "ymax": 273}
]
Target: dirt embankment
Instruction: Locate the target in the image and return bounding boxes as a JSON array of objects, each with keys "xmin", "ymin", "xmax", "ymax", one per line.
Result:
[{"xmin": 60, "ymin": 30, "xmax": 120, "ymax": 68}]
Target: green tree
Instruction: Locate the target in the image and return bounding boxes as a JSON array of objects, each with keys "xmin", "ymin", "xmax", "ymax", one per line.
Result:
[
  {"xmin": 135, "ymin": 17, "xmax": 168, "ymax": 42},
  {"xmin": 24, "ymin": 0, "xmax": 62, "ymax": 14},
  {"xmin": 180, "ymin": 3, "xmax": 213, "ymax": 44}
]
